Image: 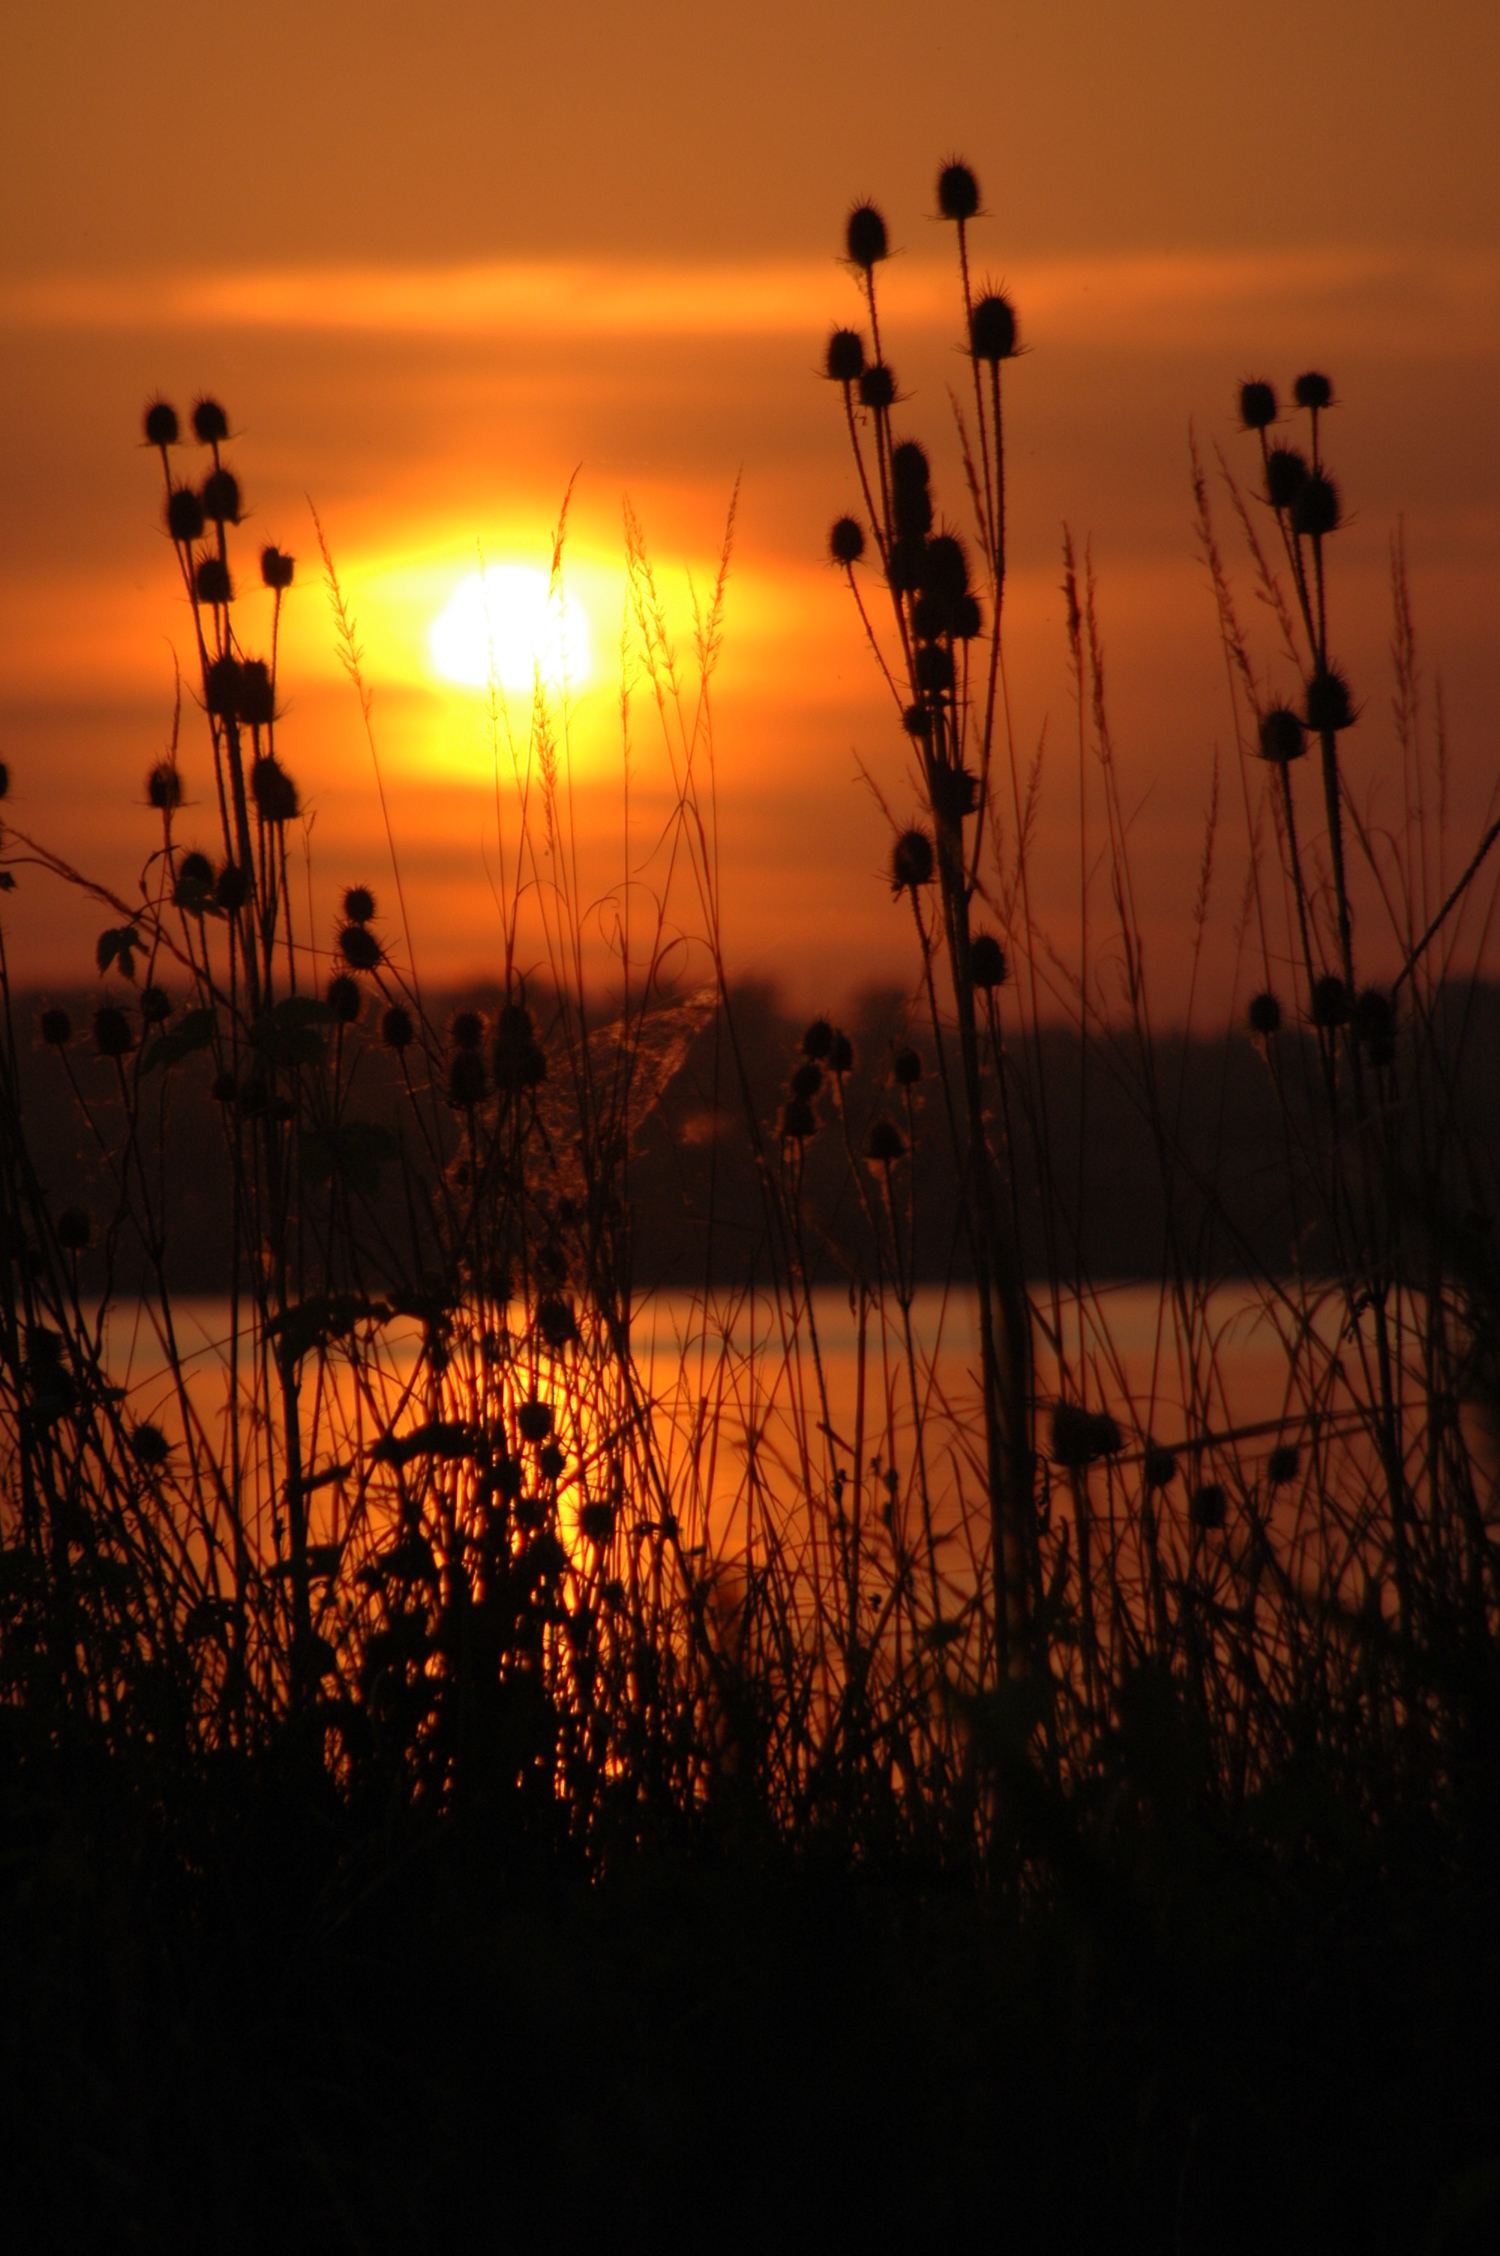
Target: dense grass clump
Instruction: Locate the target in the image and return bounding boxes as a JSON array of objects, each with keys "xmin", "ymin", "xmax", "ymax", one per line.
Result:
[{"xmin": 2, "ymin": 161, "xmax": 1500, "ymax": 2250}]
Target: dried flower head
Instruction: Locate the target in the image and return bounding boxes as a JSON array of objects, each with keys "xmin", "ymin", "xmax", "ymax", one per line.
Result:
[
  {"xmin": 1238, "ymin": 379, "xmax": 1278, "ymax": 430},
  {"xmin": 1291, "ymin": 473, "xmax": 1341, "ymax": 538},
  {"xmin": 339, "ymin": 922, "xmax": 381, "ymax": 972},
  {"xmin": 829, "ymin": 1029, "xmax": 854, "ymax": 1075},
  {"xmin": 952, "ymin": 592, "xmax": 983, "ymax": 641},
  {"xmin": 166, "ymin": 487, "xmax": 205, "ymax": 544},
  {"xmin": 824, "ymin": 328, "xmax": 865, "ymax": 383},
  {"xmin": 829, "ymin": 515, "xmax": 865, "ymax": 566},
  {"xmin": 1248, "ymin": 990, "xmax": 1282, "ymax": 1037},
  {"xmin": 93, "ymin": 1005, "xmax": 133, "ymax": 1059},
  {"xmin": 1050, "ymin": 1401, "xmax": 1123, "ymax": 1468},
  {"xmin": 858, "ymin": 363, "xmax": 896, "ymax": 411},
  {"xmin": 195, "ymin": 557, "xmax": 233, "ymax": 607},
  {"xmin": 518, "ymin": 1398, "xmax": 554, "ymax": 1444},
  {"xmin": 802, "ymin": 1018, "xmax": 833, "ymax": 1061},
  {"xmin": 200, "ymin": 467, "xmax": 241, "ymax": 524},
  {"xmin": 538, "ymin": 1442, "xmax": 566, "ymax": 1482},
  {"xmin": 250, "ymin": 757, "xmax": 299, "ymax": 824},
  {"xmin": 451, "ymin": 1009, "xmax": 484, "ymax": 1051},
  {"xmin": 937, "ymin": 159, "xmax": 980, "ymax": 221},
  {"xmin": 447, "ymin": 1050, "xmax": 488, "ymax": 1108},
  {"xmin": 845, "ymin": 202, "xmax": 889, "ymax": 269},
  {"xmin": 782, "ymin": 1096, "xmax": 816, "ymax": 1142},
  {"xmin": 970, "ymin": 933, "xmax": 1007, "ymax": 989},
  {"xmin": 921, "ymin": 533, "xmax": 970, "ymax": 600},
  {"xmin": 891, "ymin": 439, "xmax": 930, "ymax": 490},
  {"xmin": 1266, "ymin": 1442, "xmax": 1301, "ymax": 1487},
  {"xmin": 1265, "ymin": 447, "xmax": 1309, "ymax": 510},
  {"xmin": 343, "ymin": 884, "xmax": 376, "ymax": 924},
  {"xmin": 867, "ymin": 1118, "xmax": 905, "ymax": 1164},
  {"xmin": 892, "ymin": 827, "xmax": 935, "ymax": 891},
  {"xmin": 239, "ymin": 660, "xmax": 274, "ymax": 729},
  {"xmin": 578, "ymin": 1500, "xmax": 616, "ymax": 1548},
  {"xmin": 260, "ymin": 544, "xmax": 295, "ymax": 590},
  {"xmin": 902, "ymin": 702, "xmax": 934, "ymax": 741},
  {"xmin": 327, "ymin": 973, "xmax": 361, "ymax": 1025},
  {"xmin": 143, "ymin": 399, "xmax": 179, "ymax": 448},
  {"xmin": 790, "ymin": 1060, "xmax": 822, "ymax": 1102},
  {"xmin": 131, "ymin": 1421, "xmax": 171, "ymax": 1468},
  {"xmin": 1258, "ymin": 706, "xmax": 1306, "ymax": 764},
  {"xmin": 895, "ymin": 485, "xmax": 933, "ymax": 543},
  {"xmin": 915, "ymin": 644, "xmax": 955, "ymax": 695},
  {"xmin": 970, "ymin": 292, "xmax": 1018, "ymax": 362},
  {"xmin": 147, "ymin": 762, "xmax": 182, "ymax": 811},
  {"xmin": 1310, "ymin": 974, "xmax": 1351, "ymax": 1029},
  {"xmin": 39, "ymin": 1007, "xmax": 72, "ymax": 1047},
  {"xmin": 140, "ymin": 984, "xmax": 171, "ymax": 1025},
  {"xmin": 215, "ymin": 862, "xmax": 249, "ymax": 911},
  {"xmin": 1191, "ymin": 1482, "xmax": 1227, "ymax": 1530},
  {"xmin": 381, "ymin": 1004, "xmax": 414, "ymax": 1051},
  {"xmin": 892, "ymin": 1045, "xmax": 922, "ymax": 1087},
  {"xmin": 191, "ymin": 397, "xmax": 229, "ymax": 444},
  {"xmin": 1143, "ymin": 1442, "xmax": 1178, "ymax": 1492},
  {"xmin": 1305, "ymin": 667, "xmax": 1355, "ymax": 733},
  {"xmin": 1293, "ymin": 370, "xmax": 1333, "ymax": 411}
]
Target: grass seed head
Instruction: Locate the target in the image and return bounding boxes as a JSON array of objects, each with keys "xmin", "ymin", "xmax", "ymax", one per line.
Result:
[
  {"xmin": 937, "ymin": 159, "xmax": 980, "ymax": 221},
  {"xmin": 824, "ymin": 328, "xmax": 865, "ymax": 383},
  {"xmin": 845, "ymin": 201, "xmax": 889, "ymax": 269},
  {"xmin": 1238, "ymin": 379, "xmax": 1277, "ymax": 430}
]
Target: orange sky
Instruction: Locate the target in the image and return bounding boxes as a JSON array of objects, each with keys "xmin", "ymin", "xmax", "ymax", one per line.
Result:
[{"xmin": 1, "ymin": 3, "xmax": 1497, "ymax": 1019}]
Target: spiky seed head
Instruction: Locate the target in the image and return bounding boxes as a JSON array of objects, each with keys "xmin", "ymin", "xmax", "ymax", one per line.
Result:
[
  {"xmin": 802, "ymin": 1017, "xmax": 833, "ymax": 1061},
  {"xmin": 1291, "ymin": 472, "xmax": 1341, "ymax": 538},
  {"xmin": 1238, "ymin": 379, "xmax": 1277, "ymax": 430},
  {"xmin": 782, "ymin": 1096, "xmax": 816, "ymax": 1141},
  {"xmin": 147, "ymin": 762, "xmax": 182, "ymax": 810},
  {"xmin": 343, "ymin": 884, "xmax": 376, "ymax": 924},
  {"xmin": 381, "ymin": 1004, "xmax": 414, "ymax": 1051},
  {"xmin": 195, "ymin": 557, "xmax": 232, "ymax": 606},
  {"xmin": 451, "ymin": 1009, "xmax": 484, "ymax": 1051},
  {"xmin": 829, "ymin": 515, "xmax": 865, "ymax": 566},
  {"xmin": 39, "ymin": 1007, "xmax": 72, "ymax": 1047},
  {"xmin": 829, "ymin": 1029, "xmax": 854, "ymax": 1075},
  {"xmin": 250, "ymin": 757, "xmax": 299, "ymax": 824},
  {"xmin": 143, "ymin": 399, "xmax": 179, "ymax": 448},
  {"xmin": 937, "ymin": 159, "xmax": 980, "ymax": 221},
  {"xmin": 538, "ymin": 1442, "xmax": 565, "ymax": 1482},
  {"xmin": 1265, "ymin": 446, "xmax": 1309, "ymax": 510},
  {"xmin": 893, "ymin": 1046, "xmax": 922, "ymax": 1087},
  {"xmin": 239, "ymin": 660, "xmax": 274, "ymax": 729},
  {"xmin": 327, "ymin": 973, "xmax": 361, "ymax": 1024},
  {"xmin": 1293, "ymin": 370, "xmax": 1333, "ymax": 410},
  {"xmin": 578, "ymin": 1500, "xmax": 616, "ymax": 1547},
  {"xmin": 911, "ymin": 589, "xmax": 950, "ymax": 641},
  {"xmin": 200, "ymin": 467, "xmax": 240, "ymax": 524},
  {"xmin": 1050, "ymin": 1401, "xmax": 1123, "ymax": 1468},
  {"xmin": 93, "ymin": 1005, "xmax": 133, "ymax": 1059},
  {"xmin": 867, "ymin": 1118, "xmax": 905, "ymax": 1164},
  {"xmin": 970, "ymin": 292, "xmax": 1018, "ymax": 362},
  {"xmin": 894, "ymin": 485, "xmax": 933, "ymax": 542},
  {"xmin": 56, "ymin": 1207, "xmax": 91, "ymax": 1251},
  {"xmin": 132, "ymin": 1421, "xmax": 171, "ymax": 1467},
  {"xmin": 446, "ymin": 1050, "xmax": 488, "ymax": 1107},
  {"xmin": 930, "ymin": 763, "xmax": 980, "ymax": 824},
  {"xmin": 204, "ymin": 655, "xmax": 243, "ymax": 720},
  {"xmin": 1305, "ymin": 667, "xmax": 1355, "ymax": 733},
  {"xmin": 1258, "ymin": 706, "xmax": 1306, "ymax": 763},
  {"xmin": 915, "ymin": 643, "xmax": 955, "ymax": 694},
  {"xmin": 1248, "ymin": 990, "xmax": 1282, "ymax": 1037},
  {"xmin": 892, "ymin": 827, "xmax": 935, "ymax": 891},
  {"xmin": 0, "ymin": 762, "xmax": 8, "ymax": 800},
  {"xmin": 845, "ymin": 202, "xmax": 889, "ymax": 269},
  {"xmin": 890, "ymin": 439, "xmax": 930, "ymax": 490},
  {"xmin": 1266, "ymin": 1442, "xmax": 1300, "ymax": 1486},
  {"xmin": 1354, "ymin": 987, "xmax": 1395, "ymax": 1048},
  {"xmin": 970, "ymin": 933, "xmax": 1007, "ymax": 989},
  {"xmin": 953, "ymin": 592, "xmax": 983, "ymax": 641},
  {"xmin": 518, "ymin": 1397, "xmax": 554, "ymax": 1443},
  {"xmin": 339, "ymin": 922, "xmax": 381, "ymax": 972},
  {"xmin": 824, "ymin": 328, "xmax": 865, "ymax": 383},
  {"xmin": 260, "ymin": 544, "xmax": 295, "ymax": 590},
  {"xmin": 537, "ymin": 1296, "xmax": 577, "ymax": 1350},
  {"xmin": 1310, "ymin": 973, "xmax": 1350, "ymax": 1028},
  {"xmin": 166, "ymin": 487, "xmax": 205, "ymax": 544},
  {"xmin": 215, "ymin": 862, "xmax": 249, "ymax": 911},
  {"xmin": 1191, "ymin": 1482, "xmax": 1227, "ymax": 1529},
  {"xmin": 790, "ymin": 1060, "xmax": 822, "ymax": 1101},
  {"xmin": 191, "ymin": 397, "xmax": 228, "ymax": 444},
  {"xmin": 902, "ymin": 702, "xmax": 934, "ymax": 741},
  {"xmin": 858, "ymin": 363, "xmax": 896, "ymax": 411},
  {"xmin": 495, "ymin": 1000, "xmax": 534, "ymax": 1049},
  {"xmin": 140, "ymin": 984, "xmax": 171, "ymax": 1024},
  {"xmin": 921, "ymin": 533, "xmax": 970, "ymax": 599},
  {"xmin": 1143, "ymin": 1442, "xmax": 1178, "ymax": 1491}
]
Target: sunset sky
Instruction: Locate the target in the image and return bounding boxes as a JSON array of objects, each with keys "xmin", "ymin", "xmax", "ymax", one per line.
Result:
[{"xmin": 1, "ymin": 1, "xmax": 1496, "ymax": 1017}]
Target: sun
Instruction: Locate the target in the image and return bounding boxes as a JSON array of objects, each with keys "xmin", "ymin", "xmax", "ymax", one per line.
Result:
[{"xmin": 429, "ymin": 565, "xmax": 592, "ymax": 693}]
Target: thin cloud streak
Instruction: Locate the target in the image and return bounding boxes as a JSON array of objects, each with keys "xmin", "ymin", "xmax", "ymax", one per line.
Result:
[{"xmin": 3, "ymin": 249, "xmax": 1497, "ymax": 355}]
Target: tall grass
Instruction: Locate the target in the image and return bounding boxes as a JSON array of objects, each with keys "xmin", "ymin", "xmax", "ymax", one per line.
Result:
[{"xmin": 2, "ymin": 160, "xmax": 1499, "ymax": 2250}]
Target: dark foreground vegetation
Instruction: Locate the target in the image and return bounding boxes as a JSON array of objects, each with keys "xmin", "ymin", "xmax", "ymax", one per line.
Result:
[{"xmin": 3, "ymin": 161, "xmax": 1500, "ymax": 2250}]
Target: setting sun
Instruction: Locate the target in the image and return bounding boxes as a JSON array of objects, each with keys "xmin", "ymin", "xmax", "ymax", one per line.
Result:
[{"xmin": 429, "ymin": 564, "xmax": 592, "ymax": 693}]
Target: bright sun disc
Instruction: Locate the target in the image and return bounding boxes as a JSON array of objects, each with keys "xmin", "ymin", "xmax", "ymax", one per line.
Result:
[{"xmin": 429, "ymin": 566, "xmax": 592, "ymax": 692}]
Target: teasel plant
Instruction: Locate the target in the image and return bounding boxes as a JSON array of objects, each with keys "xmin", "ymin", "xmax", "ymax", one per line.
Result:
[{"xmin": 823, "ymin": 162, "xmax": 1036, "ymax": 1678}]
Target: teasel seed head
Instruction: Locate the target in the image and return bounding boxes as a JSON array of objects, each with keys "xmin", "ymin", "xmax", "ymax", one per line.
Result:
[
  {"xmin": 1248, "ymin": 990, "xmax": 1282, "ymax": 1037},
  {"xmin": 260, "ymin": 544, "xmax": 295, "ymax": 590},
  {"xmin": 1143, "ymin": 1442, "xmax": 1178, "ymax": 1492},
  {"xmin": 867, "ymin": 1118, "xmax": 905, "ymax": 1164},
  {"xmin": 921, "ymin": 532, "xmax": 970, "ymax": 600},
  {"xmin": 829, "ymin": 1029, "xmax": 854, "ymax": 1075},
  {"xmin": 166, "ymin": 487, "xmax": 205, "ymax": 544},
  {"xmin": 39, "ymin": 1007, "xmax": 72, "ymax": 1047},
  {"xmin": 1238, "ymin": 379, "xmax": 1277, "ymax": 431},
  {"xmin": 143, "ymin": 399, "xmax": 179, "ymax": 448},
  {"xmin": 339, "ymin": 922, "xmax": 382, "ymax": 972},
  {"xmin": 250, "ymin": 757, "xmax": 299, "ymax": 824},
  {"xmin": 1293, "ymin": 370, "xmax": 1333, "ymax": 411},
  {"xmin": 902, "ymin": 702, "xmax": 934, "ymax": 741},
  {"xmin": 92, "ymin": 1005, "xmax": 133, "ymax": 1059},
  {"xmin": 210, "ymin": 1069, "xmax": 237, "ymax": 1103},
  {"xmin": 195, "ymin": 556, "xmax": 233, "ymax": 607},
  {"xmin": 891, "ymin": 827, "xmax": 935, "ymax": 892},
  {"xmin": 450, "ymin": 1009, "xmax": 484, "ymax": 1051},
  {"xmin": 1291, "ymin": 472, "xmax": 1341, "ymax": 538},
  {"xmin": 1191, "ymin": 1482, "xmax": 1227, "ymax": 1529},
  {"xmin": 782, "ymin": 1096, "xmax": 816, "ymax": 1142},
  {"xmin": 829, "ymin": 515, "xmax": 865, "ymax": 566},
  {"xmin": 327, "ymin": 973, "xmax": 361, "ymax": 1025},
  {"xmin": 1264, "ymin": 446, "xmax": 1308, "ymax": 510},
  {"xmin": 891, "ymin": 439, "xmax": 930, "ymax": 490},
  {"xmin": 239, "ymin": 659, "xmax": 274, "ymax": 729},
  {"xmin": 937, "ymin": 159, "xmax": 980, "ymax": 221},
  {"xmin": 1305, "ymin": 667, "xmax": 1355, "ymax": 733},
  {"xmin": 858, "ymin": 363, "xmax": 896, "ymax": 411},
  {"xmin": 970, "ymin": 932, "xmax": 1007, "ymax": 989},
  {"xmin": 200, "ymin": 467, "xmax": 240, "ymax": 524},
  {"xmin": 147, "ymin": 761, "xmax": 182, "ymax": 811},
  {"xmin": 140, "ymin": 984, "xmax": 171, "ymax": 1025},
  {"xmin": 802, "ymin": 1018, "xmax": 833, "ymax": 1061},
  {"xmin": 214, "ymin": 862, "xmax": 249, "ymax": 912},
  {"xmin": 824, "ymin": 327, "xmax": 865, "ymax": 383},
  {"xmin": 381, "ymin": 1004, "xmax": 414, "ymax": 1051},
  {"xmin": 1258, "ymin": 706, "xmax": 1306, "ymax": 764},
  {"xmin": 1266, "ymin": 1442, "xmax": 1300, "ymax": 1487},
  {"xmin": 914, "ymin": 643, "xmax": 954, "ymax": 695},
  {"xmin": 969, "ymin": 292, "xmax": 1017, "ymax": 362},
  {"xmin": 132, "ymin": 1422, "xmax": 171, "ymax": 1468},
  {"xmin": 538, "ymin": 1442, "xmax": 566, "ymax": 1481},
  {"xmin": 446, "ymin": 1050, "xmax": 488, "ymax": 1108},
  {"xmin": 845, "ymin": 201, "xmax": 889, "ymax": 270},
  {"xmin": 1310, "ymin": 973, "xmax": 1351, "ymax": 1028},
  {"xmin": 191, "ymin": 397, "xmax": 229, "ymax": 444},
  {"xmin": 343, "ymin": 884, "xmax": 376, "ymax": 924},
  {"xmin": 892, "ymin": 1045, "xmax": 922, "ymax": 1087},
  {"xmin": 518, "ymin": 1397, "xmax": 554, "ymax": 1443},
  {"xmin": 790, "ymin": 1060, "xmax": 822, "ymax": 1102}
]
